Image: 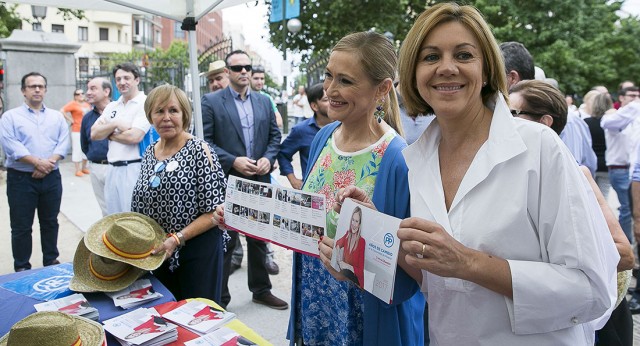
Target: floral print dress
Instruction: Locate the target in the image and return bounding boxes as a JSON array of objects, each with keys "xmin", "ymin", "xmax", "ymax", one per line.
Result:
[{"xmin": 295, "ymin": 129, "xmax": 395, "ymax": 346}]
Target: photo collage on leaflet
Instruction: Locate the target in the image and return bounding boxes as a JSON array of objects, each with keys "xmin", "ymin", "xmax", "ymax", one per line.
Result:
[{"xmin": 224, "ymin": 175, "xmax": 326, "ymax": 257}]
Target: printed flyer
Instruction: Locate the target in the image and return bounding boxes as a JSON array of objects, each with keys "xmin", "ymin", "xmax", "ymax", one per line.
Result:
[
  {"xmin": 330, "ymin": 198, "xmax": 401, "ymax": 304},
  {"xmin": 224, "ymin": 175, "xmax": 326, "ymax": 257}
]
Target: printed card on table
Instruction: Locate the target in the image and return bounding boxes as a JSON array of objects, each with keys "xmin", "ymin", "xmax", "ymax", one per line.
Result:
[
  {"xmin": 330, "ymin": 198, "xmax": 402, "ymax": 304},
  {"xmin": 103, "ymin": 307, "xmax": 177, "ymax": 346},
  {"xmin": 34, "ymin": 293, "xmax": 99, "ymax": 320},
  {"xmin": 224, "ymin": 175, "xmax": 326, "ymax": 257},
  {"xmin": 162, "ymin": 300, "xmax": 236, "ymax": 335},
  {"xmin": 184, "ymin": 327, "xmax": 257, "ymax": 346},
  {"xmin": 106, "ymin": 279, "xmax": 163, "ymax": 309}
]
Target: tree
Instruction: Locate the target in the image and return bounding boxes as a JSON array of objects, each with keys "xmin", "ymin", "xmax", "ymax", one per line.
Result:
[
  {"xmin": 267, "ymin": 0, "xmax": 640, "ymax": 95},
  {"xmin": 0, "ymin": 3, "xmax": 22, "ymax": 38}
]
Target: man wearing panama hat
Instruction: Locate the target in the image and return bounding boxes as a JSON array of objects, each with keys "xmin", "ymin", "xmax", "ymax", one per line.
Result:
[{"xmin": 205, "ymin": 60, "xmax": 229, "ymax": 93}]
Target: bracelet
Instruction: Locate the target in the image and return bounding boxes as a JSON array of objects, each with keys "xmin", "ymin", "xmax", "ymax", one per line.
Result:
[
  {"xmin": 168, "ymin": 233, "xmax": 181, "ymax": 248},
  {"xmin": 176, "ymin": 231, "xmax": 185, "ymax": 246}
]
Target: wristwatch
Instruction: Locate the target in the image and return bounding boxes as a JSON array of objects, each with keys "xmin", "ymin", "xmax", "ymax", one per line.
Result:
[{"xmin": 176, "ymin": 232, "xmax": 186, "ymax": 247}]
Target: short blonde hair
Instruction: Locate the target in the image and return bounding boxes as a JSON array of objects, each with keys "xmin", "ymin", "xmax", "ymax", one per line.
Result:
[
  {"xmin": 331, "ymin": 31, "xmax": 403, "ymax": 136},
  {"xmin": 144, "ymin": 84, "xmax": 192, "ymax": 131},
  {"xmin": 398, "ymin": 2, "xmax": 508, "ymax": 116}
]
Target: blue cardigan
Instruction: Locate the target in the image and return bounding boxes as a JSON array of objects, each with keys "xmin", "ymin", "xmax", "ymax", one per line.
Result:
[{"xmin": 287, "ymin": 122, "xmax": 425, "ymax": 346}]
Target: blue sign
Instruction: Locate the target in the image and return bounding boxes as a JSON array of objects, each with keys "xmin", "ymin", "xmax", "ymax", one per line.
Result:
[
  {"xmin": 270, "ymin": 0, "xmax": 300, "ymax": 23},
  {"xmin": 0, "ymin": 263, "xmax": 74, "ymax": 301}
]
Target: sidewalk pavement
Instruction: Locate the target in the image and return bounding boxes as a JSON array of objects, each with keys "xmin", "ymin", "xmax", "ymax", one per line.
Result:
[{"xmin": 0, "ymin": 157, "xmax": 300, "ymax": 346}]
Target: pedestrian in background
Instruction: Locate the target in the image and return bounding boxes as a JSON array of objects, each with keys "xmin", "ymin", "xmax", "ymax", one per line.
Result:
[
  {"xmin": 61, "ymin": 88, "xmax": 91, "ymax": 177},
  {"xmin": 91, "ymin": 63, "xmax": 149, "ymax": 215},
  {"xmin": 80, "ymin": 77, "xmax": 112, "ymax": 216},
  {"xmin": 0, "ymin": 72, "xmax": 69, "ymax": 272}
]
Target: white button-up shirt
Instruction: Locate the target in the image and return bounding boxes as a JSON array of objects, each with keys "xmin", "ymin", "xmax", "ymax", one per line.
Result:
[
  {"xmin": 404, "ymin": 94, "xmax": 618, "ymax": 345},
  {"xmin": 97, "ymin": 92, "xmax": 149, "ymax": 162}
]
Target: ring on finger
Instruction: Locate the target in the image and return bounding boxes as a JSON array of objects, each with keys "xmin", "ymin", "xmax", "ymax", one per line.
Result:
[{"xmin": 416, "ymin": 242, "xmax": 425, "ymax": 259}]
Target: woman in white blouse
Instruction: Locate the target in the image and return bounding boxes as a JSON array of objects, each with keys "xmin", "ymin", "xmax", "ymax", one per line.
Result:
[{"xmin": 335, "ymin": 3, "xmax": 619, "ymax": 345}]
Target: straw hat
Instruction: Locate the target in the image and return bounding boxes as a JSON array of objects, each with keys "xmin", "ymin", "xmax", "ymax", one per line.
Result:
[
  {"xmin": 0, "ymin": 311, "xmax": 105, "ymax": 346},
  {"xmin": 206, "ymin": 60, "xmax": 226, "ymax": 77},
  {"xmin": 70, "ymin": 239, "xmax": 145, "ymax": 292},
  {"xmin": 85, "ymin": 212, "xmax": 165, "ymax": 271}
]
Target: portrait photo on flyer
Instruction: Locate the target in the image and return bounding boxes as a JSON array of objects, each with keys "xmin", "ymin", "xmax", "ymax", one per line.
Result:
[{"xmin": 330, "ymin": 198, "xmax": 402, "ymax": 304}]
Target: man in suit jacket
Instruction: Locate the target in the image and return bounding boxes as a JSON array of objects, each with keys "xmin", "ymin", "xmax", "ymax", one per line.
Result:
[{"xmin": 201, "ymin": 50, "xmax": 286, "ymax": 310}]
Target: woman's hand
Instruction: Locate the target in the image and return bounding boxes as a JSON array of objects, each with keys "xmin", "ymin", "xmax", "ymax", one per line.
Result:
[
  {"xmin": 151, "ymin": 236, "xmax": 179, "ymax": 261},
  {"xmin": 334, "ymin": 186, "xmax": 377, "ymax": 213},
  {"xmin": 212, "ymin": 205, "xmax": 225, "ymax": 228},
  {"xmin": 398, "ymin": 217, "xmax": 474, "ymax": 278},
  {"xmin": 318, "ymin": 236, "xmax": 349, "ymax": 282},
  {"xmin": 398, "ymin": 217, "xmax": 513, "ymax": 298}
]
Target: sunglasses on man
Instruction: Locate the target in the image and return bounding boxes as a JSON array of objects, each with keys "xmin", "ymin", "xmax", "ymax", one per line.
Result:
[{"xmin": 227, "ymin": 65, "xmax": 252, "ymax": 73}]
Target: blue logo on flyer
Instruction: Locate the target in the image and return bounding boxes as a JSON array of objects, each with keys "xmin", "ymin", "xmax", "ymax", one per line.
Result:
[{"xmin": 384, "ymin": 233, "xmax": 394, "ymax": 247}]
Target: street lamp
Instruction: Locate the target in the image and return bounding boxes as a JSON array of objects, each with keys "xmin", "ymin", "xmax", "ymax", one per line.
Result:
[
  {"xmin": 31, "ymin": 6, "xmax": 47, "ymax": 32},
  {"xmin": 281, "ymin": 17, "xmax": 302, "ymax": 133}
]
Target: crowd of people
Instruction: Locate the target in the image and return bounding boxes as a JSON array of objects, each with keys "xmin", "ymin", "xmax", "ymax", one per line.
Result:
[{"xmin": 2, "ymin": 1, "xmax": 640, "ymax": 345}]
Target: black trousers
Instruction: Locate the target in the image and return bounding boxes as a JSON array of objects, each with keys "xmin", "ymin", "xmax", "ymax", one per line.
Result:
[
  {"xmin": 595, "ymin": 297, "xmax": 633, "ymax": 346},
  {"xmin": 220, "ymin": 230, "xmax": 272, "ymax": 308},
  {"xmin": 7, "ymin": 169, "xmax": 62, "ymax": 271}
]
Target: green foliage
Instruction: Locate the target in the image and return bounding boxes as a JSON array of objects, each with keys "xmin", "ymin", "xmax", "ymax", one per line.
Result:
[
  {"xmin": 268, "ymin": 0, "xmax": 640, "ymax": 95},
  {"xmin": 0, "ymin": 3, "xmax": 22, "ymax": 38},
  {"xmin": 106, "ymin": 41, "xmax": 189, "ymax": 89}
]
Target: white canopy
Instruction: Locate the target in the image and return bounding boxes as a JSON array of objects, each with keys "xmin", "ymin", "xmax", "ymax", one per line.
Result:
[{"xmin": 5, "ymin": 0, "xmax": 254, "ymax": 138}]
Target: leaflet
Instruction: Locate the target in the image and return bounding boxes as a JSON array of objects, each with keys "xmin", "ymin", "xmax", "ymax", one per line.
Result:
[
  {"xmin": 330, "ymin": 198, "xmax": 402, "ymax": 304},
  {"xmin": 34, "ymin": 293, "xmax": 99, "ymax": 321},
  {"xmin": 162, "ymin": 300, "xmax": 236, "ymax": 335},
  {"xmin": 103, "ymin": 308, "xmax": 178, "ymax": 346},
  {"xmin": 184, "ymin": 327, "xmax": 257, "ymax": 346},
  {"xmin": 105, "ymin": 279, "xmax": 163, "ymax": 309},
  {"xmin": 224, "ymin": 175, "xmax": 326, "ymax": 257}
]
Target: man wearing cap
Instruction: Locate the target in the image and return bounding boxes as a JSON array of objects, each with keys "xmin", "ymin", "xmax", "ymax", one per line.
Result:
[
  {"xmin": 205, "ymin": 60, "xmax": 230, "ymax": 93},
  {"xmin": 0, "ymin": 72, "xmax": 69, "ymax": 272},
  {"xmin": 201, "ymin": 50, "xmax": 286, "ymax": 310},
  {"xmin": 81, "ymin": 77, "xmax": 112, "ymax": 216},
  {"xmin": 91, "ymin": 63, "xmax": 150, "ymax": 215}
]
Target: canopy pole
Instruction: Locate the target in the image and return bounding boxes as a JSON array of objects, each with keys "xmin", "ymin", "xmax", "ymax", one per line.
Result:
[{"xmin": 181, "ymin": 0, "xmax": 203, "ymax": 138}]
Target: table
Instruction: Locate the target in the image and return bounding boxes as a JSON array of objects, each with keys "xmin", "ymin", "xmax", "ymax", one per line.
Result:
[{"xmin": 0, "ymin": 264, "xmax": 175, "ymax": 345}]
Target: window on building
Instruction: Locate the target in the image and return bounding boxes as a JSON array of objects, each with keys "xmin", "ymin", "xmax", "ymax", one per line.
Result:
[
  {"xmin": 100, "ymin": 58, "xmax": 109, "ymax": 73},
  {"xmin": 118, "ymin": 29, "xmax": 121, "ymax": 43},
  {"xmin": 51, "ymin": 24, "xmax": 64, "ymax": 33},
  {"xmin": 99, "ymin": 28, "xmax": 109, "ymax": 41},
  {"xmin": 155, "ymin": 30, "xmax": 161, "ymax": 44},
  {"xmin": 174, "ymin": 22, "xmax": 185, "ymax": 39},
  {"xmin": 78, "ymin": 26, "xmax": 88, "ymax": 42},
  {"xmin": 78, "ymin": 58, "xmax": 88, "ymax": 73},
  {"xmin": 32, "ymin": 22, "xmax": 42, "ymax": 31}
]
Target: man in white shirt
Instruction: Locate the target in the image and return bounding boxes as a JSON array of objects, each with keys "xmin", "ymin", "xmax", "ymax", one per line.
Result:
[
  {"xmin": 91, "ymin": 63, "xmax": 150, "ymax": 214},
  {"xmin": 600, "ymin": 86, "xmax": 640, "ymax": 243}
]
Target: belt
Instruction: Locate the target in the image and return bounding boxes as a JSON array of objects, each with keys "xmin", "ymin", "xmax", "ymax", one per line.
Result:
[
  {"xmin": 109, "ymin": 159, "xmax": 142, "ymax": 167},
  {"xmin": 608, "ymin": 165, "xmax": 630, "ymax": 170},
  {"xmin": 90, "ymin": 160, "xmax": 109, "ymax": 165}
]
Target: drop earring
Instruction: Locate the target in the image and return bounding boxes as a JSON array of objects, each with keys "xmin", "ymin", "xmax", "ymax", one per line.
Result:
[{"xmin": 374, "ymin": 98, "xmax": 385, "ymax": 123}]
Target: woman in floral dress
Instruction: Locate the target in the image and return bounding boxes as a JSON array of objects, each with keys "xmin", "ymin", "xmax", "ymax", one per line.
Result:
[{"xmin": 286, "ymin": 32, "xmax": 425, "ymax": 346}]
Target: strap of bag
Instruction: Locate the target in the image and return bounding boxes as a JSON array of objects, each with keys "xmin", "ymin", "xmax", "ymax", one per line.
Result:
[{"xmin": 202, "ymin": 141, "xmax": 214, "ymax": 169}]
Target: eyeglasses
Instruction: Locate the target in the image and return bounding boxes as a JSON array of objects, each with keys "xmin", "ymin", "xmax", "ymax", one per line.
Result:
[
  {"xmin": 510, "ymin": 109, "xmax": 549, "ymax": 118},
  {"xmin": 75, "ymin": 92, "xmax": 84, "ymax": 96},
  {"xmin": 148, "ymin": 161, "xmax": 166, "ymax": 189},
  {"xmin": 25, "ymin": 84, "xmax": 46, "ymax": 90},
  {"xmin": 227, "ymin": 65, "xmax": 252, "ymax": 73},
  {"xmin": 624, "ymin": 94, "xmax": 640, "ymax": 98}
]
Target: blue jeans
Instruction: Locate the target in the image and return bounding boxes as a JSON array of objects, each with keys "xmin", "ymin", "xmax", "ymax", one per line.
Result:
[
  {"xmin": 609, "ymin": 167, "xmax": 632, "ymax": 242},
  {"xmin": 7, "ymin": 169, "xmax": 62, "ymax": 271}
]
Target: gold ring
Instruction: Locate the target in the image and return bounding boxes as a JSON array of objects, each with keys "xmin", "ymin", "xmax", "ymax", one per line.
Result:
[{"xmin": 421, "ymin": 243, "xmax": 426, "ymax": 257}]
